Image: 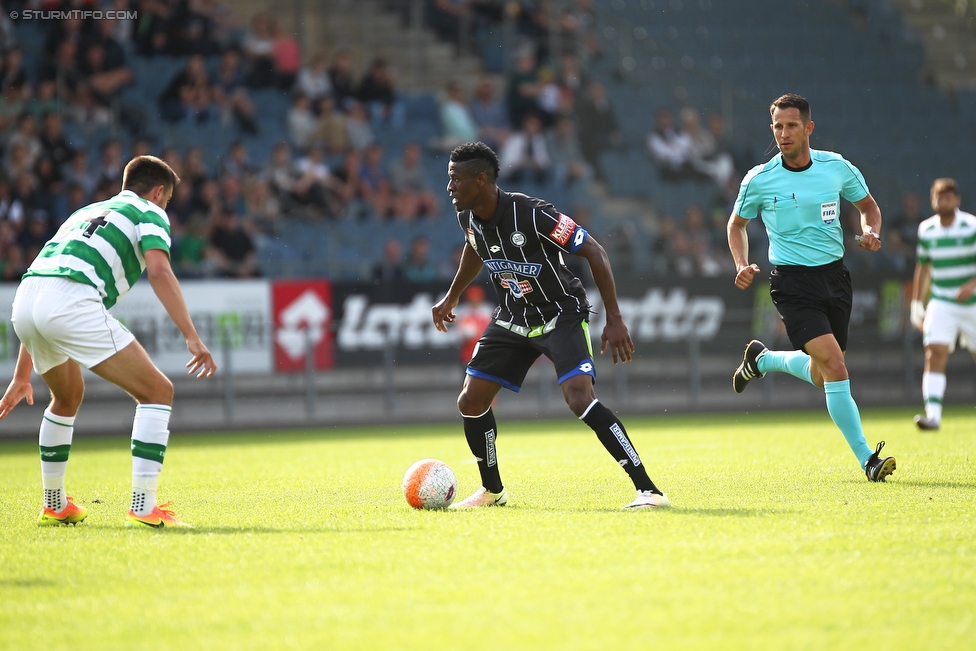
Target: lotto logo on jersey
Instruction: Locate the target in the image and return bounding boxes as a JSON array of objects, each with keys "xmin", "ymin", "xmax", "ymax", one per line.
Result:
[{"xmin": 549, "ymin": 213, "xmax": 578, "ymax": 246}]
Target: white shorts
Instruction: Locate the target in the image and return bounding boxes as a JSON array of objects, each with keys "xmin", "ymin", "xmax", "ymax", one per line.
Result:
[
  {"xmin": 923, "ymin": 298, "xmax": 976, "ymax": 353},
  {"xmin": 11, "ymin": 276, "xmax": 136, "ymax": 375}
]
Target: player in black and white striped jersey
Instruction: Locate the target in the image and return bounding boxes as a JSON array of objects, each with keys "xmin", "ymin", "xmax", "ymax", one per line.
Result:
[{"xmin": 432, "ymin": 142, "xmax": 669, "ymax": 510}]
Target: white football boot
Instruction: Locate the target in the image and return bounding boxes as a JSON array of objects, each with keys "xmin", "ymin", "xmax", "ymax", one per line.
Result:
[
  {"xmin": 623, "ymin": 490, "xmax": 671, "ymax": 510},
  {"xmin": 449, "ymin": 487, "xmax": 508, "ymax": 509}
]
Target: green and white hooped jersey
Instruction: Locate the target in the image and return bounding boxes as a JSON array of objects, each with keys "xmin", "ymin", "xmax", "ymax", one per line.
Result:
[
  {"xmin": 916, "ymin": 209, "xmax": 976, "ymax": 305},
  {"xmin": 24, "ymin": 190, "xmax": 171, "ymax": 309},
  {"xmin": 733, "ymin": 149, "xmax": 869, "ymax": 266}
]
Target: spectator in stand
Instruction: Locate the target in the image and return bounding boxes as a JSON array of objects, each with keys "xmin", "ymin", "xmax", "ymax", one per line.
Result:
[
  {"xmin": 211, "ymin": 48, "xmax": 259, "ymax": 134},
  {"xmin": 35, "ymin": 156, "xmax": 67, "ymax": 221},
  {"xmin": 469, "ymin": 76, "xmax": 510, "ymax": 150},
  {"xmin": 65, "ymin": 182, "xmax": 88, "ymax": 216},
  {"xmin": 534, "ymin": 67, "xmax": 561, "ymax": 128},
  {"xmin": 309, "ymin": 95, "xmax": 349, "ymax": 157},
  {"xmin": 244, "ymin": 177, "xmax": 282, "ymax": 242},
  {"xmin": 6, "ymin": 112, "xmax": 42, "ymax": 170},
  {"xmin": 207, "ymin": 209, "xmax": 260, "ymax": 277},
  {"xmin": 4, "ymin": 141, "xmax": 36, "ymax": 183},
  {"xmin": 294, "ymin": 145, "xmax": 343, "ymax": 218},
  {"xmin": 684, "ymin": 202, "xmax": 725, "ymax": 276},
  {"xmin": 264, "ymin": 141, "xmax": 300, "ymax": 210},
  {"xmin": 219, "ymin": 174, "xmax": 247, "ymax": 217},
  {"xmin": 575, "ymin": 79, "xmax": 623, "ymax": 174},
  {"xmin": 556, "ymin": 52, "xmax": 586, "ymax": 97},
  {"xmin": 96, "ymin": 139, "xmax": 126, "ymax": 190},
  {"xmin": 271, "ymin": 20, "xmax": 301, "ymax": 89},
  {"xmin": 219, "ymin": 140, "xmax": 258, "ymax": 180},
  {"xmin": 242, "ymin": 12, "xmax": 276, "ymax": 88},
  {"xmin": 546, "ymin": 115, "xmax": 593, "ymax": 189},
  {"xmin": 389, "ymin": 142, "xmax": 440, "ymax": 221},
  {"xmin": 159, "ymin": 54, "xmax": 215, "ymax": 123},
  {"xmin": 498, "ymin": 113, "xmax": 552, "ymax": 185},
  {"xmin": 18, "ymin": 212, "xmax": 53, "ymax": 264},
  {"xmin": 39, "ymin": 40, "xmax": 83, "ymax": 100},
  {"xmin": 63, "ymin": 149, "xmax": 96, "ymax": 199},
  {"xmin": 161, "ymin": 146, "xmax": 184, "ymax": 180},
  {"xmin": 166, "ymin": 180, "xmax": 196, "ymax": 236},
  {"xmin": 133, "ymin": 0, "xmax": 175, "ymax": 56},
  {"xmin": 331, "ymin": 147, "xmax": 367, "ymax": 219},
  {"xmin": 294, "ymin": 53, "xmax": 333, "ymax": 104},
  {"xmin": 182, "ymin": 146, "xmax": 211, "ymax": 195},
  {"xmin": 679, "ymin": 106, "xmax": 735, "ymax": 188},
  {"xmin": 79, "ymin": 41, "xmax": 135, "ymax": 108},
  {"xmin": 328, "ymin": 49, "xmax": 357, "ymax": 111},
  {"xmin": 894, "ymin": 189, "xmax": 924, "ymax": 248},
  {"xmin": 647, "ymin": 107, "xmax": 699, "ymax": 182},
  {"xmin": 437, "ymin": 81, "xmax": 479, "ymax": 151},
  {"xmin": 359, "ymin": 142, "xmax": 395, "ymax": 219},
  {"xmin": 344, "ymin": 100, "xmax": 375, "ymax": 152},
  {"xmin": 0, "ymin": 47, "xmax": 28, "ymax": 94},
  {"xmin": 66, "ymin": 82, "xmax": 114, "ymax": 131},
  {"xmin": 0, "ymin": 85, "xmax": 28, "ymax": 141},
  {"xmin": 27, "ymin": 80, "xmax": 60, "ymax": 124},
  {"xmin": 8, "ymin": 172, "xmax": 39, "ymax": 230},
  {"xmin": 372, "ymin": 238, "xmax": 404, "ymax": 283},
  {"xmin": 171, "ymin": 216, "xmax": 210, "ymax": 278},
  {"xmin": 287, "ymin": 92, "xmax": 318, "ymax": 149},
  {"xmin": 0, "ymin": 220, "xmax": 27, "ymax": 282},
  {"xmin": 357, "ymin": 58, "xmax": 403, "ymax": 127},
  {"xmin": 403, "ymin": 235, "xmax": 437, "ymax": 283},
  {"xmin": 505, "ymin": 49, "xmax": 540, "ymax": 130},
  {"xmin": 39, "ymin": 111, "xmax": 75, "ymax": 171}
]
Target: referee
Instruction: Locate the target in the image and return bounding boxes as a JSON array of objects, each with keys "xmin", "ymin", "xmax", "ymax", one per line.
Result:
[
  {"xmin": 432, "ymin": 141, "xmax": 669, "ymax": 509},
  {"xmin": 727, "ymin": 93, "xmax": 895, "ymax": 482}
]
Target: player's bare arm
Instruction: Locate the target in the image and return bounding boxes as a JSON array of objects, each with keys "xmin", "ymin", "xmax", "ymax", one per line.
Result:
[
  {"xmin": 910, "ymin": 261, "xmax": 932, "ymax": 330},
  {"xmin": 853, "ymin": 194, "xmax": 882, "ymax": 251},
  {"xmin": 575, "ymin": 235, "xmax": 634, "ymax": 364},
  {"xmin": 144, "ymin": 248, "xmax": 217, "ymax": 378},
  {"xmin": 433, "ymin": 243, "xmax": 484, "ymax": 332},
  {"xmin": 0, "ymin": 344, "xmax": 35, "ymax": 419},
  {"xmin": 727, "ymin": 213, "xmax": 761, "ymax": 289}
]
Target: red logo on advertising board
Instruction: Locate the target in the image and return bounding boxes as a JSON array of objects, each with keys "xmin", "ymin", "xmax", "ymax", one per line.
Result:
[{"xmin": 272, "ymin": 280, "xmax": 333, "ymax": 372}]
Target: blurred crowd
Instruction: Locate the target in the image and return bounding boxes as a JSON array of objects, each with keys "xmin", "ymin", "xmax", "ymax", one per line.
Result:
[{"xmin": 0, "ymin": 0, "xmax": 921, "ymax": 285}]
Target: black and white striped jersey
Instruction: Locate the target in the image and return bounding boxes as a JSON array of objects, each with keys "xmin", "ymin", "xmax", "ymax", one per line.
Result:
[{"xmin": 457, "ymin": 188, "xmax": 591, "ymax": 328}]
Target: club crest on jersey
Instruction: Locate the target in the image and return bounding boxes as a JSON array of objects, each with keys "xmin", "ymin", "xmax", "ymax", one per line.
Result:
[
  {"xmin": 511, "ymin": 231, "xmax": 526, "ymax": 247},
  {"xmin": 821, "ymin": 201, "xmax": 838, "ymax": 225},
  {"xmin": 549, "ymin": 213, "xmax": 577, "ymax": 246},
  {"xmin": 467, "ymin": 228, "xmax": 477, "ymax": 250},
  {"xmin": 499, "ymin": 272, "xmax": 533, "ymax": 298}
]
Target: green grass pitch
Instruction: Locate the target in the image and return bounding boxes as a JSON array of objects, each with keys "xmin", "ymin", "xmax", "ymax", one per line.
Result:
[{"xmin": 1, "ymin": 407, "xmax": 974, "ymax": 651}]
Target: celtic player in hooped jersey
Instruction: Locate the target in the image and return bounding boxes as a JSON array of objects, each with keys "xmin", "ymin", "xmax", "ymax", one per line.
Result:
[
  {"xmin": 0, "ymin": 156, "xmax": 217, "ymax": 528},
  {"xmin": 727, "ymin": 93, "xmax": 896, "ymax": 483},
  {"xmin": 432, "ymin": 141, "xmax": 669, "ymax": 510},
  {"xmin": 910, "ymin": 178, "xmax": 976, "ymax": 431}
]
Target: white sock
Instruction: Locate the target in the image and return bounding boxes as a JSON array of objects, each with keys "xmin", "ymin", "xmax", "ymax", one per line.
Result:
[
  {"xmin": 922, "ymin": 372, "xmax": 946, "ymax": 423},
  {"xmin": 39, "ymin": 410, "xmax": 75, "ymax": 512},
  {"xmin": 130, "ymin": 404, "xmax": 171, "ymax": 516}
]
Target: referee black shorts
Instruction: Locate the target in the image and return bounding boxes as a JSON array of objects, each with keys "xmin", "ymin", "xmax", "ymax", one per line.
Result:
[
  {"xmin": 465, "ymin": 313, "xmax": 595, "ymax": 392},
  {"xmin": 769, "ymin": 259, "xmax": 853, "ymax": 352}
]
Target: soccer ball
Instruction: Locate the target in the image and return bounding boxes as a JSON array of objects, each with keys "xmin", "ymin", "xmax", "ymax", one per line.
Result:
[{"xmin": 402, "ymin": 459, "xmax": 457, "ymax": 510}]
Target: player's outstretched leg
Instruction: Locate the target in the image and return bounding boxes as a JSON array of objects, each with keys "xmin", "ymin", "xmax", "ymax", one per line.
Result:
[
  {"xmin": 451, "ymin": 407, "xmax": 508, "ymax": 509},
  {"xmin": 579, "ymin": 399, "xmax": 669, "ymax": 509},
  {"xmin": 37, "ymin": 410, "xmax": 87, "ymax": 526},
  {"xmin": 733, "ymin": 340, "xmax": 815, "ymax": 393}
]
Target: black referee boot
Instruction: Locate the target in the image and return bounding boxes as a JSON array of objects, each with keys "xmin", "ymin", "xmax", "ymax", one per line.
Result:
[{"xmin": 732, "ymin": 340, "xmax": 767, "ymax": 393}]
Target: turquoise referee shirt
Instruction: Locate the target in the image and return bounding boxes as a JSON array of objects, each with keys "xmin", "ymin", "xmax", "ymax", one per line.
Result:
[{"xmin": 733, "ymin": 149, "xmax": 870, "ymax": 266}]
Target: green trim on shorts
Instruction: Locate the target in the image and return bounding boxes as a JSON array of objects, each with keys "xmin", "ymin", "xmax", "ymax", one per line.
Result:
[{"xmin": 581, "ymin": 320, "xmax": 593, "ymax": 358}]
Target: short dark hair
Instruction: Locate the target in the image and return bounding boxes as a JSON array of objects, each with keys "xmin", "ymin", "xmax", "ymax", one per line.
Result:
[
  {"xmin": 931, "ymin": 177, "xmax": 959, "ymax": 197},
  {"xmin": 770, "ymin": 93, "xmax": 811, "ymax": 123},
  {"xmin": 122, "ymin": 155, "xmax": 180, "ymax": 196},
  {"xmin": 450, "ymin": 141, "xmax": 499, "ymax": 183}
]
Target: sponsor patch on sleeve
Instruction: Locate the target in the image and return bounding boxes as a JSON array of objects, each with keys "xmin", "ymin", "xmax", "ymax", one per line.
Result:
[{"xmin": 549, "ymin": 213, "xmax": 578, "ymax": 246}]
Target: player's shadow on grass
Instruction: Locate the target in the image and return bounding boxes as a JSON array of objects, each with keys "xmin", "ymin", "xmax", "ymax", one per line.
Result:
[
  {"xmin": 154, "ymin": 525, "xmax": 418, "ymax": 535},
  {"xmin": 884, "ymin": 480, "xmax": 976, "ymax": 490},
  {"xmin": 0, "ymin": 578, "xmax": 58, "ymax": 588}
]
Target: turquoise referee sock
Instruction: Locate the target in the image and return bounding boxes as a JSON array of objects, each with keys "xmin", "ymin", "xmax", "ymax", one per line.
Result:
[
  {"xmin": 757, "ymin": 350, "xmax": 813, "ymax": 385},
  {"xmin": 824, "ymin": 380, "xmax": 873, "ymax": 467}
]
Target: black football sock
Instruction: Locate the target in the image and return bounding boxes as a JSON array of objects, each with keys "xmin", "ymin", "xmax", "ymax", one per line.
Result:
[
  {"xmin": 580, "ymin": 400, "xmax": 660, "ymax": 494},
  {"xmin": 462, "ymin": 407, "xmax": 504, "ymax": 494}
]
